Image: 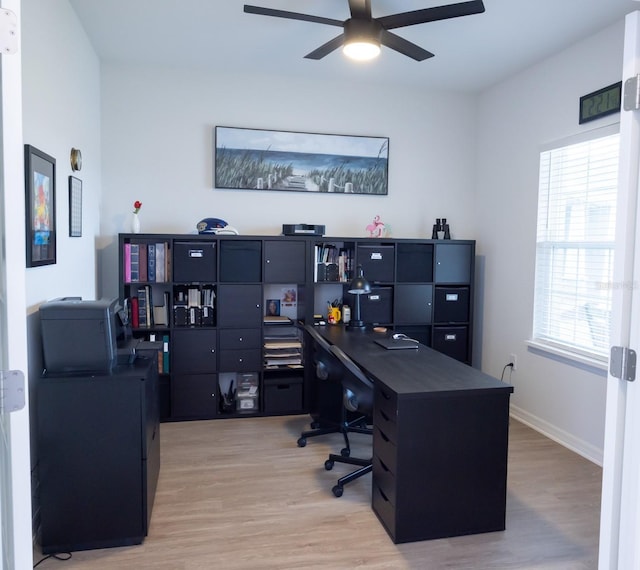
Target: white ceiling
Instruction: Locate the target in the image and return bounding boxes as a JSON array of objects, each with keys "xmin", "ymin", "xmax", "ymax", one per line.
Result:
[{"xmin": 68, "ymin": 0, "xmax": 638, "ymax": 92}]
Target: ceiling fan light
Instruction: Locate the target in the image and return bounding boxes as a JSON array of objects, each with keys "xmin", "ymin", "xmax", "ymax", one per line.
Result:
[{"xmin": 343, "ymin": 40, "xmax": 381, "ymax": 61}]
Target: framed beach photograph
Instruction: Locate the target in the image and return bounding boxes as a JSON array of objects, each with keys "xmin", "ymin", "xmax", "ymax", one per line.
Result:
[
  {"xmin": 24, "ymin": 144, "xmax": 56, "ymax": 267},
  {"xmin": 214, "ymin": 126, "xmax": 389, "ymax": 195}
]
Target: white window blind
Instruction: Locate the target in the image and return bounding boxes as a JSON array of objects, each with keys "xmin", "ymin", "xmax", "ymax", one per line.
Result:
[{"xmin": 533, "ymin": 130, "xmax": 619, "ymax": 361}]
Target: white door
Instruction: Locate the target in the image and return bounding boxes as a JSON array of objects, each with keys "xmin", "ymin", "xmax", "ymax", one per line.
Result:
[
  {"xmin": 599, "ymin": 10, "xmax": 640, "ymax": 570},
  {"xmin": 0, "ymin": 1, "xmax": 32, "ymax": 568}
]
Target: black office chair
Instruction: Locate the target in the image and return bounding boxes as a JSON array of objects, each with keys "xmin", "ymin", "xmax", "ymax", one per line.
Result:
[
  {"xmin": 297, "ymin": 325, "xmax": 370, "ymax": 457},
  {"xmin": 324, "ymin": 344, "xmax": 374, "ymax": 498}
]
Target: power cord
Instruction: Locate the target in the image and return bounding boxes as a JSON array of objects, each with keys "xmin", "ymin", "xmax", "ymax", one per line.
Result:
[
  {"xmin": 34, "ymin": 552, "xmax": 72, "ymax": 568},
  {"xmin": 392, "ymin": 333, "xmax": 419, "ymax": 343},
  {"xmin": 501, "ymin": 362, "xmax": 514, "ymax": 381}
]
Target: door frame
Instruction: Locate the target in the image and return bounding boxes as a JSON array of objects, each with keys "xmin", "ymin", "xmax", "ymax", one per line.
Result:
[
  {"xmin": 599, "ymin": 10, "xmax": 640, "ymax": 569},
  {"xmin": 0, "ymin": 0, "xmax": 33, "ymax": 567}
]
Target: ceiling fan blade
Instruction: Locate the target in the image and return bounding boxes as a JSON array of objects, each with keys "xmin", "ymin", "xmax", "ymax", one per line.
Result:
[
  {"xmin": 244, "ymin": 5, "xmax": 343, "ymax": 27},
  {"xmin": 378, "ymin": 0, "xmax": 485, "ymax": 30},
  {"xmin": 380, "ymin": 30, "xmax": 434, "ymax": 61},
  {"xmin": 348, "ymin": 0, "xmax": 372, "ymax": 20},
  {"xmin": 304, "ymin": 34, "xmax": 345, "ymax": 60}
]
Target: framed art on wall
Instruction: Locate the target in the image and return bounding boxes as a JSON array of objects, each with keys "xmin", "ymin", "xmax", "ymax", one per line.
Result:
[
  {"xmin": 69, "ymin": 176, "xmax": 82, "ymax": 237},
  {"xmin": 24, "ymin": 144, "xmax": 56, "ymax": 267},
  {"xmin": 215, "ymin": 126, "xmax": 389, "ymax": 195}
]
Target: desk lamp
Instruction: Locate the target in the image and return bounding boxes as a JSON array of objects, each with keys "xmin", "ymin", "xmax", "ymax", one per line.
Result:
[{"xmin": 347, "ymin": 265, "xmax": 371, "ymax": 330}]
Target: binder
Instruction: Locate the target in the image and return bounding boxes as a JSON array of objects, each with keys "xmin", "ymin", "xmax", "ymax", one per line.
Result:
[{"xmin": 162, "ymin": 334, "xmax": 170, "ymax": 373}]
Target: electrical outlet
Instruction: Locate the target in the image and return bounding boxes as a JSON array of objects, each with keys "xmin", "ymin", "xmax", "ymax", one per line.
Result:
[{"xmin": 509, "ymin": 353, "xmax": 517, "ymax": 371}]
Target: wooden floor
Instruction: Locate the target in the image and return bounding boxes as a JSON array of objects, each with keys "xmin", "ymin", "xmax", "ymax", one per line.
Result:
[{"xmin": 33, "ymin": 416, "xmax": 602, "ymax": 569}]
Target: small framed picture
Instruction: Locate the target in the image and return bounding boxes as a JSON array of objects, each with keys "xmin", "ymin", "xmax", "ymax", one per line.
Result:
[
  {"xmin": 266, "ymin": 299, "xmax": 281, "ymax": 317},
  {"xmin": 69, "ymin": 176, "xmax": 82, "ymax": 237},
  {"xmin": 24, "ymin": 144, "xmax": 56, "ymax": 267}
]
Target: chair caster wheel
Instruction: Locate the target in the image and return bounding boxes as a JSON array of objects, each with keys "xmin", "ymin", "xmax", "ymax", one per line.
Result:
[
  {"xmin": 297, "ymin": 437, "xmax": 307, "ymax": 447},
  {"xmin": 332, "ymin": 485, "xmax": 344, "ymax": 497},
  {"xmin": 340, "ymin": 448, "xmax": 350, "ymax": 457},
  {"xmin": 325, "ymin": 459, "xmax": 334, "ymax": 470}
]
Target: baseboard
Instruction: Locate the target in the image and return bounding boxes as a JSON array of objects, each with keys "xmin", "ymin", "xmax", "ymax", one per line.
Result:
[{"xmin": 509, "ymin": 404, "xmax": 603, "ymax": 466}]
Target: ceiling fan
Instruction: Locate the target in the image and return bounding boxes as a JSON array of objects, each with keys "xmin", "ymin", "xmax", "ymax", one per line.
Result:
[{"xmin": 244, "ymin": 0, "xmax": 485, "ymax": 62}]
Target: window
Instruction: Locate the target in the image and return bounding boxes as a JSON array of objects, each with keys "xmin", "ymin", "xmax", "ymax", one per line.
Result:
[{"xmin": 532, "ymin": 128, "xmax": 620, "ymax": 362}]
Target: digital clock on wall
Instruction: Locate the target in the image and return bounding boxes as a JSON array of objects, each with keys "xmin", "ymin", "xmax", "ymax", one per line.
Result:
[{"xmin": 579, "ymin": 81, "xmax": 622, "ymax": 124}]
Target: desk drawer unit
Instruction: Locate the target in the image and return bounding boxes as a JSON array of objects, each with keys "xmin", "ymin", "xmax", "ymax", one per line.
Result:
[{"xmin": 372, "ymin": 387, "xmax": 511, "ymax": 543}]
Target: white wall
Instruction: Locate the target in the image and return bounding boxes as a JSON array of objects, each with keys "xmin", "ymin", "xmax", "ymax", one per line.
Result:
[
  {"xmin": 475, "ymin": 21, "xmax": 625, "ymax": 464},
  {"xmin": 22, "ymin": 0, "xmax": 101, "ymax": 308},
  {"xmin": 97, "ymin": 65, "xmax": 478, "ymax": 299}
]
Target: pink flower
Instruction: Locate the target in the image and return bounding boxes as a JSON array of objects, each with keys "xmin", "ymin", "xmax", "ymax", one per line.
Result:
[{"xmin": 133, "ymin": 200, "xmax": 142, "ymax": 214}]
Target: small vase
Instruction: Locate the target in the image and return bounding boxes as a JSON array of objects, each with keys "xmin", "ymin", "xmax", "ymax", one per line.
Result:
[{"xmin": 131, "ymin": 212, "xmax": 141, "ymax": 234}]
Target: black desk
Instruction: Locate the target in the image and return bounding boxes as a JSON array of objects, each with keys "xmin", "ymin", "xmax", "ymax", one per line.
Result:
[{"xmin": 311, "ymin": 326, "xmax": 514, "ymax": 544}]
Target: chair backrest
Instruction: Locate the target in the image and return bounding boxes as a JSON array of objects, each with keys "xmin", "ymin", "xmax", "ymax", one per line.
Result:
[
  {"xmin": 329, "ymin": 344, "xmax": 374, "ymax": 416},
  {"xmin": 304, "ymin": 324, "xmax": 343, "ymax": 382}
]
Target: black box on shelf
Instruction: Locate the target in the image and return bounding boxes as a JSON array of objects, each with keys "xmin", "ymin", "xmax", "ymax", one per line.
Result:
[
  {"xmin": 432, "ymin": 326, "xmax": 469, "ymax": 363},
  {"xmin": 264, "ymin": 375, "xmax": 303, "ymax": 413},
  {"xmin": 173, "ymin": 242, "xmax": 216, "ymax": 283},
  {"xmin": 357, "ymin": 245, "xmax": 395, "ymax": 283},
  {"xmin": 434, "ymin": 286, "xmax": 470, "ymax": 323},
  {"xmin": 360, "ymin": 286, "xmax": 393, "ymax": 325}
]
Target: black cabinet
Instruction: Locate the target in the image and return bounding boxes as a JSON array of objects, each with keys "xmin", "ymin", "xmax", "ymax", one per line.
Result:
[
  {"xmin": 394, "ymin": 284, "xmax": 433, "ymax": 324},
  {"xmin": 119, "ymin": 234, "xmax": 475, "ymax": 421},
  {"xmin": 38, "ymin": 358, "xmax": 160, "ymax": 554},
  {"xmin": 264, "ymin": 240, "xmax": 306, "ymax": 283},
  {"xmin": 218, "ymin": 284, "xmax": 262, "ymax": 327},
  {"xmin": 434, "ymin": 243, "xmax": 473, "ymax": 284}
]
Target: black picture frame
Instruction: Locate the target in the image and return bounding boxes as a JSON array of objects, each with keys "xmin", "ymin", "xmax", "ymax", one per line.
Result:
[
  {"xmin": 24, "ymin": 145, "xmax": 56, "ymax": 267},
  {"xmin": 69, "ymin": 176, "xmax": 82, "ymax": 237},
  {"xmin": 215, "ymin": 126, "xmax": 389, "ymax": 195}
]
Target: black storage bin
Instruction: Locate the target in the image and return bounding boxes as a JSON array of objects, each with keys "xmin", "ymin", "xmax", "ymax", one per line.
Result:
[
  {"xmin": 357, "ymin": 244, "xmax": 395, "ymax": 283},
  {"xmin": 396, "ymin": 243, "xmax": 433, "ymax": 283},
  {"xmin": 219, "ymin": 240, "xmax": 261, "ymax": 282},
  {"xmin": 360, "ymin": 286, "xmax": 393, "ymax": 325},
  {"xmin": 173, "ymin": 241, "xmax": 216, "ymax": 283},
  {"xmin": 264, "ymin": 376, "xmax": 304, "ymax": 413},
  {"xmin": 434, "ymin": 286, "xmax": 470, "ymax": 323},
  {"xmin": 432, "ymin": 326, "xmax": 469, "ymax": 363}
]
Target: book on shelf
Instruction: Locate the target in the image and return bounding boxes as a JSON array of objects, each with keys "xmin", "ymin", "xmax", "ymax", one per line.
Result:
[
  {"xmin": 130, "ymin": 243, "xmax": 140, "ymax": 282},
  {"xmin": 155, "ymin": 243, "xmax": 165, "ymax": 282},
  {"xmin": 130, "ymin": 296, "xmax": 139, "ymax": 328},
  {"xmin": 124, "ymin": 243, "xmax": 132, "ymax": 283},
  {"xmin": 136, "ymin": 285, "xmax": 154, "ymax": 328},
  {"xmin": 139, "ymin": 245, "xmax": 148, "ymax": 282},
  {"xmin": 123, "ymin": 241, "xmax": 170, "ymax": 283},
  {"xmin": 147, "ymin": 243, "xmax": 156, "ymax": 282}
]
